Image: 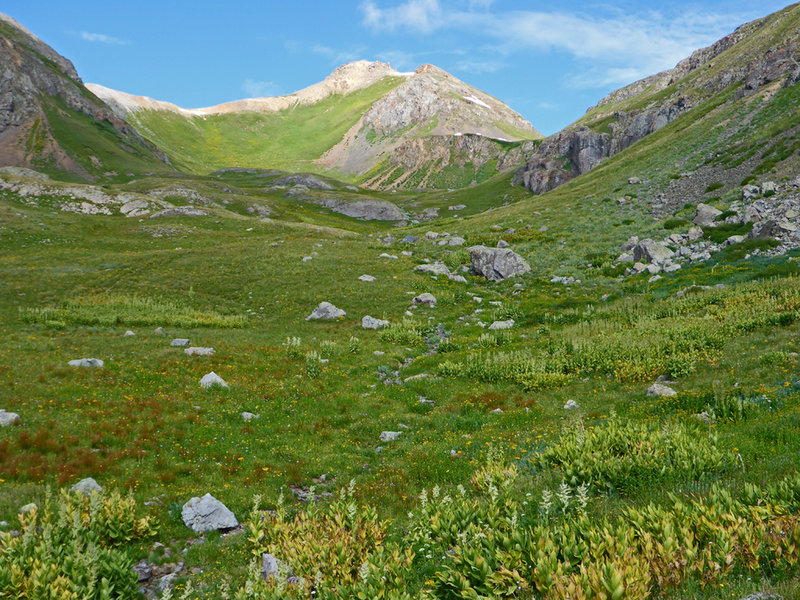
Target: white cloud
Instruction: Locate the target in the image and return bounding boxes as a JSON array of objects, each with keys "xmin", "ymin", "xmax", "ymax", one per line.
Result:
[
  {"xmin": 241, "ymin": 79, "xmax": 284, "ymax": 98},
  {"xmin": 79, "ymin": 31, "xmax": 127, "ymax": 45},
  {"xmin": 312, "ymin": 44, "xmax": 367, "ymax": 65},
  {"xmin": 361, "ymin": 0, "xmax": 443, "ymax": 33},
  {"xmin": 359, "ymin": 2, "xmax": 749, "ymax": 88}
]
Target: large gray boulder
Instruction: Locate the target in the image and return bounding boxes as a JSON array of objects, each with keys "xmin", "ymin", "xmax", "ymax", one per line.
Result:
[
  {"xmin": 488, "ymin": 319, "xmax": 515, "ymax": 330},
  {"xmin": 647, "ymin": 383, "xmax": 677, "ymax": 397},
  {"xmin": 633, "ymin": 239, "xmax": 674, "ymax": 265},
  {"xmin": 693, "ymin": 203, "xmax": 722, "ymax": 227},
  {"xmin": 274, "ymin": 174, "xmax": 333, "ymax": 190},
  {"xmin": 181, "ymin": 493, "xmax": 238, "ymax": 532},
  {"xmin": 469, "ymin": 246, "xmax": 531, "ymax": 282},
  {"xmin": 185, "ymin": 347, "xmax": 215, "ymax": 356},
  {"xmin": 199, "ymin": 372, "xmax": 228, "ymax": 388},
  {"xmin": 306, "ymin": 302, "xmax": 346, "ymax": 320},
  {"xmin": 315, "ymin": 198, "xmax": 405, "ymax": 221},
  {"xmin": 412, "ymin": 293, "xmax": 437, "ymax": 306}
]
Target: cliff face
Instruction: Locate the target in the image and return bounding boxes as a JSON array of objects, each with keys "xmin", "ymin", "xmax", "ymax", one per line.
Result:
[
  {"xmin": 0, "ymin": 12, "xmax": 166, "ymax": 176},
  {"xmin": 514, "ymin": 6, "xmax": 800, "ymax": 194}
]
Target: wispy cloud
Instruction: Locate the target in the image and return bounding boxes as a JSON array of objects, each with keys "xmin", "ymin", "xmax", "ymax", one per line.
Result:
[
  {"xmin": 241, "ymin": 79, "xmax": 284, "ymax": 98},
  {"xmin": 359, "ymin": 1, "xmax": 748, "ymax": 88},
  {"xmin": 312, "ymin": 43, "xmax": 368, "ymax": 65},
  {"xmin": 78, "ymin": 31, "xmax": 127, "ymax": 45}
]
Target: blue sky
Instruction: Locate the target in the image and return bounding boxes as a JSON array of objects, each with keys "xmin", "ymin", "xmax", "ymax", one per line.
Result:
[{"xmin": 4, "ymin": 0, "xmax": 793, "ymax": 135}]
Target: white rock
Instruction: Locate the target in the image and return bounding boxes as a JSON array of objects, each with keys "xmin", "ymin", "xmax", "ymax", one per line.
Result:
[
  {"xmin": 70, "ymin": 477, "xmax": 103, "ymax": 495},
  {"xmin": 563, "ymin": 400, "xmax": 580, "ymax": 410},
  {"xmin": 68, "ymin": 358, "xmax": 104, "ymax": 368},
  {"xmin": 20, "ymin": 503, "xmax": 37, "ymax": 514},
  {"xmin": 489, "ymin": 319, "xmax": 515, "ymax": 330},
  {"xmin": 302, "ymin": 256, "xmax": 313, "ymax": 262},
  {"xmin": 241, "ymin": 412, "xmax": 259, "ymax": 422},
  {"xmin": 171, "ymin": 338, "xmax": 191, "ymax": 347},
  {"xmin": 124, "ymin": 330, "xmax": 135, "ymax": 337},
  {"xmin": 413, "ymin": 293, "xmax": 437, "ymax": 306},
  {"xmin": 379, "ymin": 253, "xmax": 398, "ymax": 259},
  {"xmin": 358, "ymin": 274, "xmax": 376, "ymax": 282},
  {"xmin": 647, "ymin": 383, "xmax": 677, "ymax": 397},
  {"xmin": 0, "ymin": 410, "xmax": 21, "ymax": 427},
  {"xmin": 181, "ymin": 493, "xmax": 238, "ymax": 532},
  {"xmin": 306, "ymin": 301, "xmax": 346, "ymax": 320},
  {"xmin": 362, "ymin": 315, "xmax": 390, "ymax": 330},
  {"xmin": 200, "ymin": 372, "xmax": 228, "ymax": 388},
  {"xmin": 380, "ymin": 431, "xmax": 402, "ymax": 442},
  {"xmin": 414, "ymin": 263, "xmax": 451, "ymax": 276},
  {"xmin": 185, "ymin": 347, "xmax": 215, "ymax": 356}
]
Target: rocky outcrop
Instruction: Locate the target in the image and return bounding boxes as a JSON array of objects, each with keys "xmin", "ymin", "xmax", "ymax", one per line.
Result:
[
  {"xmin": 469, "ymin": 246, "xmax": 531, "ymax": 282},
  {"xmin": 514, "ymin": 8, "xmax": 800, "ymax": 195}
]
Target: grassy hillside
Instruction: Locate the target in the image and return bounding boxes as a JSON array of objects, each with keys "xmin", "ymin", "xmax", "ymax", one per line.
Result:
[{"xmin": 128, "ymin": 77, "xmax": 406, "ymax": 176}]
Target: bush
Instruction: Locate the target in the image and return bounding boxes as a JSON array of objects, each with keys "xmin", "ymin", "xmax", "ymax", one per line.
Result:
[
  {"xmin": 705, "ymin": 181, "xmax": 724, "ymax": 193},
  {"xmin": 662, "ymin": 218, "xmax": 688, "ymax": 230}
]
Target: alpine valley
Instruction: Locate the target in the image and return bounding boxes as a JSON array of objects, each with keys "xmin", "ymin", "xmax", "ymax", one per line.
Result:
[{"xmin": 2, "ymin": 4, "xmax": 800, "ymax": 600}]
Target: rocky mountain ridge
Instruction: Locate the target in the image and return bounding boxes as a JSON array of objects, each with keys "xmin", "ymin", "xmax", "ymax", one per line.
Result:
[{"xmin": 514, "ymin": 4, "xmax": 800, "ymax": 195}]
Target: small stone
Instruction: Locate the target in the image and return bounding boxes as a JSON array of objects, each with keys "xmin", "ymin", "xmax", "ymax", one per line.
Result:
[
  {"xmin": 694, "ymin": 411, "xmax": 714, "ymax": 425},
  {"xmin": 70, "ymin": 477, "xmax": 103, "ymax": 495},
  {"xmin": 490, "ymin": 408, "xmax": 504, "ymax": 414},
  {"xmin": 488, "ymin": 319, "xmax": 515, "ymax": 330},
  {"xmin": 379, "ymin": 253, "xmax": 398, "ymax": 259},
  {"xmin": 373, "ymin": 350, "xmax": 385, "ymax": 356},
  {"xmin": 497, "ymin": 240, "xmax": 510, "ymax": 248},
  {"xmin": 413, "ymin": 293, "xmax": 437, "ymax": 306},
  {"xmin": 362, "ymin": 315, "xmax": 390, "ymax": 330},
  {"xmin": 241, "ymin": 412, "xmax": 259, "ymax": 422},
  {"xmin": 124, "ymin": 330, "xmax": 135, "ymax": 336},
  {"xmin": 563, "ymin": 400, "xmax": 580, "ymax": 410},
  {"xmin": 133, "ymin": 561, "xmax": 152, "ymax": 582},
  {"xmin": 647, "ymin": 383, "xmax": 677, "ymax": 397},
  {"xmin": 306, "ymin": 301, "xmax": 346, "ymax": 320},
  {"xmin": 380, "ymin": 431, "xmax": 402, "ymax": 442},
  {"xmin": 185, "ymin": 347, "xmax": 215, "ymax": 356},
  {"xmin": 0, "ymin": 410, "xmax": 21, "ymax": 427},
  {"xmin": 358, "ymin": 274, "xmax": 376, "ymax": 282},
  {"xmin": 154, "ymin": 327, "xmax": 164, "ymax": 335},
  {"xmin": 302, "ymin": 256, "xmax": 312, "ymax": 262},
  {"xmin": 171, "ymin": 338, "xmax": 191, "ymax": 347},
  {"xmin": 200, "ymin": 372, "xmax": 228, "ymax": 388},
  {"xmin": 418, "ymin": 396, "xmax": 435, "ymax": 406},
  {"xmin": 68, "ymin": 358, "xmax": 104, "ymax": 368},
  {"xmin": 181, "ymin": 493, "xmax": 238, "ymax": 532}
]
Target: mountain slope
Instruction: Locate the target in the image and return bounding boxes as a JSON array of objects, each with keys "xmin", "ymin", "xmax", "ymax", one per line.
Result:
[
  {"xmin": 89, "ymin": 61, "xmax": 542, "ymax": 188},
  {"xmin": 0, "ymin": 12, "xmax": 168, "ymax": 179},
  {"xmin": 514, "ymin": 3, "xmax": 800, "ymax": 195}
]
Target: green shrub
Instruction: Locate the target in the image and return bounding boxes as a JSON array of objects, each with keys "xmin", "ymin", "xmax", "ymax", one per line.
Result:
[
  {"xmin": 705, "ymin": 182, "xmax": 724, "ymax": 193},
  {"xmin": 662, "ymin": 218, "xmax": 688, "ymax": 230},
  {"xmin": 741, "ymin": 175, "xmax": 757, "ymax": 186}
]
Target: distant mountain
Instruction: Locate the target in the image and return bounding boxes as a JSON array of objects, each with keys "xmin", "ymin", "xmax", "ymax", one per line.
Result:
[
  {"xmin": 514, "ymin": 3, "xmax": 800, "ymax": 196},
  {"xmin": 0, "ymin": 12, "xmax": 168, "ymax": 179},
  {"xmin": 89, "ymin": 61, "xmax": 542, "ymax": 189}
]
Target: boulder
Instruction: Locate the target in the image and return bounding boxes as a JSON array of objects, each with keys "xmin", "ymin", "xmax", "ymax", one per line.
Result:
[
  {"xmin": 633, "ymin": 239, "xmax": 674, "ymax": 265},
  {"xmin": 68, "ymin": 358, "xmax": 104, "ymax": 368},
  {"xmin": 185, "ymin": 347, "xmax": 215, "ymax": 356},
  {"xmin": 693, "ymin": 203, "xmax": 723, "ymax": 227},
  {"xmin": 124, "ymin": 330, "xmax": 135, "ymax": 336},
  {"xmin": 488, "ymin": 319, "xmax": 515, "ymax": 330},
  {"xmin": 132, "ymin": 561, "xmax": 152, "ymax": 582},
  {"xmin": 401, "ymin": 235, "xmax": 419, "ymax": 244},
  {"xmin": 448, "ymin": 204, "xmax": 466, "ymax": 211},
  {"xmin": 628, "ymin": 176, "xmax": 642, "ymax": 184},
  {"xmin": 380, "ymin": 431, "xmax": 402, "ymax": 442},
  {"xmin": 0, "ymin": 410, "xmax": 20, "ymax": 427},
  {"xmin": 306, "ymin": 302, "xmax": 346, "ymax": 320},
  {"xmin": 171, "ymin": 338, "xmax": 191, "ymax": 347},
  {"xmin": 181, "ymin": 493, "xmax": 238, "ymax": 533},
  {"xmin": 70, "ymin": 477, "xmax": 103, "ymax": 495},
  {"xmin": 362, "ymin": 316, "xmax": 390, "ymax": 330},
  {"xmin": 414, "ymin": 263, "xmax": 451, "ymax": 276},
  {"xmin": 412, "ymin": 293, "xmax": 437, "ymax": 306},
  {"xmin": 241, "ymin": 412, "xmax": 259, "ymax": 422},
  {"xmin": 200, "ymin": 372, "xmax": 228, "ymax": 388},
  {"xmin": 647, "ymin": 383, "xmax": 677, "ymax": 397},
  {"xmin": 449, "ymin": 274, "xmax": 468, "ymax": 283},
  {"xmin": 742, "ymin": 185, "xmax": 761, "ymax": 200},
  {"xmin": 448, "ymin": 236, "xmax": 466, "ymax": 246},
  {"xmin": 687, "ymin": 226, "xmax": 704, "ymax": 242},
  {"xmin": 724, "ymin": 235, "xmax": 746, "ymax": 246},
  {"xmin": 274, "ymin": 173, "xmax": 333, "ymax": 190},
  {"xmin": 469, "ymin": 245, "xmax": 531, "ymax": 282},
  {"xmin": 563, "ymin": 400, "xmax": 580, "ymax": 410},
  {"xmin": 497, "ymin": 240, "xmax": 510, "ymax": 248},
  {"xmin": 425, "ymin": 231, "xmax": 439, "ymax": 240},
  {"xmin": 358, "ymin": 274, "xmax": 376, "ymax": 282}
]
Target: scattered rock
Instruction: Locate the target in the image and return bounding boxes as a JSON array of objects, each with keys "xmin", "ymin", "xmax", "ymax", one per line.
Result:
[
  {"xmin": 19, "ymin": 503, "xmax": 37, "ymax": 514},
  {"xmin": 380, "ymin": 431, "xmax": 402, "ymax": 442},
  {"xmin": 181, "ymin": 493, "xmax": 238, "ymax": 532},
  {"xmin": 154, "ymin": 327, "xmax": 164, "ymax": 335},
  {"xmin": 449, "ymin": 204, "xmax": 466, "ymax": 211},
  {"xmin": 687, "ymin": 226, "xmax": 704, "ymax": 242},
  {"xmin": 694, "ymin": 411, "xmax": 715, "ymax": 425},
  {"xmin": 171, "ymin": 338, "xmax": 191, "ymax": 347},
  {"xmin": 633, "ymin": 239, "xmax": 674, "ymax": 265},
  {"xmin": 448, "ymin": 236, "xmax": 466, "ymax": 246},
  {"xmin": 0, "ymin": 410, "xmax": 21, "ymax": 427},
  {"xmin": 133, "ymin": 561, "xmax": 152, "ymax": 582},
  {"xmin": 185, "ymin": 347, "xmax": 215, "ymax": 356},
  {"xmin": 425, "ymin": 231, "xmax": 439, "ymax": 240},
  {"xmin": 412, "ymin": 293, "xmax": 437, "ymax": 306},
  {"xmin": 306, "ymin": 302, "xmax": 346, "ymax": 320},
  {"xmin": 469, "ymin": 245, "xmax": 531, "ymax": 281},
  {"xmin": 449, "ymin": 274, "xmax": 468, "ymax": 283},
  {"xmin": 647, "ymin": 383, "xmax": 677, "ymax": 397},
  {"xmin": 68, "ymin": 358, "xmax": 104, "ymax": 368},
  {"xmin": 124, "ymin": 330, "xmax": 135, "ymax": 336},
  {"xmin": 497, "ymin": 239, "xmax": 510, "ymax": 248},
  {"xmin": 490, "ymin": 408, "xmax": 504, "ymax": 414},
  {"xmin": 414, "ymin": 263, "xmax": 451, "ymax": 276},
  {"xmin": 241, "ymin": 412, "xmax": 259, "ymax": 422},
  {"xmin": 693, "ymin": 203, "xmax": 723, "ymax": 227},
  {"xmin": 401, "ymin": 235, "xmax": 419, "ymax": 244},
  {"xmin": 488, "ymin": 319, "xmax": 515, "ymax": 330},
  {"xmin": 199, "ymin": 372, "xmax": 228, "ymax": 388},
  {"xmin": 70, "ymin": 477, "xmax": 103, "ymax": 495},
  {"xmin": 563, "ymin": 400, "xmax": 580, "ymax": 410},
  {"xmin": 379, "ymin": 253, "xmax": 398, "ymax": 259},
  {"xmin": 418, "ymin": 396, "xmax": 435, "ymax": 406},
  {"xmin": 362, "ymin": 315, "xmax": 390, "ymax": 330},
  {"xmin": 358, "ymin": 274, "xmax": 376, "ymax": 282},
  {"xmin": 149, "ymin": 206, "xmax": 207, "ymax": 219},
  {"xmin": 628, "ymin": 176, "xmax": 641, "ymax": 185}
]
